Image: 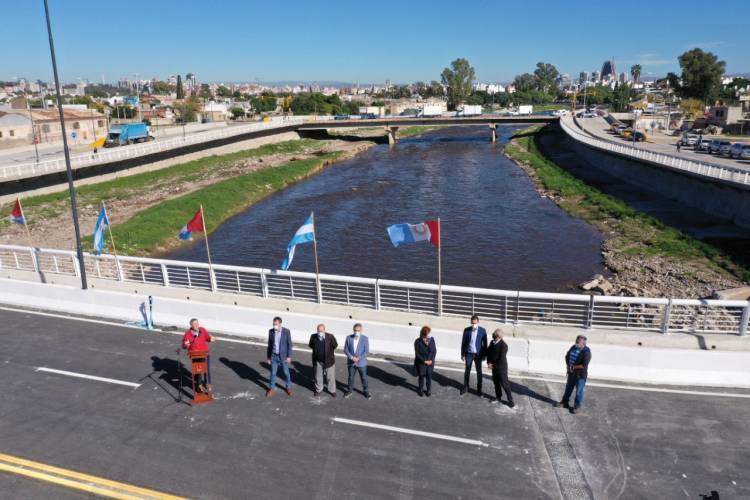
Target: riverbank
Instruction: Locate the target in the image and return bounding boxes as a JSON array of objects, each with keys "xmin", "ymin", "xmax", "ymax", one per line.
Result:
[
  {"xmin": 0, "ymin": 138, "xmax": 375, "ymax": 255},
  {"xmin": 504, "ymin": 124, "xmax": 748, "ymax": 298}
]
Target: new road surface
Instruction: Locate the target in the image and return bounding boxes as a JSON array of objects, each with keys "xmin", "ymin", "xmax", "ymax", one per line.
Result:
[{"xmin": 1, "ymin": 306, "xmax": 748, "ymax": 499}]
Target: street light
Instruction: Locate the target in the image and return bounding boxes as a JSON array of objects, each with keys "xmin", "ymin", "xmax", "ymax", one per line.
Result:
[{"xmin": 43, "ymin": 0, "xmax": 88, "ymax": 289}]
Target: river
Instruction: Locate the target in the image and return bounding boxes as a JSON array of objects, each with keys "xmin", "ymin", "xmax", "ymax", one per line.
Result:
[{"xmin": 169, "ymin": 126, "xmax": 606, "ymax": 292}]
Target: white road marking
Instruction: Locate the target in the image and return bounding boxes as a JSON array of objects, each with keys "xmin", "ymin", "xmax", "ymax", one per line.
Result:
[
  {"xmin": 35, "ymin": 367, "xmax": 141, "ymax": 388},
  {"xmin": 333, "ymin": 417, "xmax": 488, "ymax": 447},
  {"xmin": 3, "ymin": 305, "xmax": 749, "ymax": 399}
]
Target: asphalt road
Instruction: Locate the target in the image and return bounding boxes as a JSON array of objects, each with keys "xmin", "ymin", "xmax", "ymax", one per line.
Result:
[
  {"xmin": 578, "ymin": 116, "xmax": 750, "ymax": 172},
  {"xmin": 0, "ymin": 307, "xmax": 748, "ymax": 499}
]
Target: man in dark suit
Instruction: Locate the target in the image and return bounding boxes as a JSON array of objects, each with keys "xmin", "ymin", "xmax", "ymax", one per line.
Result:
[
  {"xmin": 308, "ymin": 323, "xmax": 338, "ymax": 397},
  {"xmin": 266, "ymin": 316, "xmax": 293, "ymax": 397},
  {"xmin": 460, "ymin": 314, "xmax": 487, "ymax": 396},
  {"xmin": 486, "ymin": 328, "xmax": 514, "ymax": 407}
]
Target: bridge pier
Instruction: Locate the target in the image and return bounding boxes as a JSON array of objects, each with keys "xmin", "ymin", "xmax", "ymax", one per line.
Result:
[
  {"xmin": 489, "ymin": 123, "xmax": 497, "ymax": 143},
  {"xmin": 385, "ymin": 126, "xmax": 399, "ymax": 145}
]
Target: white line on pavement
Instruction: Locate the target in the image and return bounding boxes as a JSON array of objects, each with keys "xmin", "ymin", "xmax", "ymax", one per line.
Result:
[
  {"xmin": 332, "ymin": 417, "xmax": 488, "ymax": 447},
  {"xmin": 35, "ymin": 367, "xmax": 141, "ymax": 388}
]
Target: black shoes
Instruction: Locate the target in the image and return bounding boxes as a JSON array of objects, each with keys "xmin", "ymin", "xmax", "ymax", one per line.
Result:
[
  {"xmin": 555, "ymin": 401, "xmax": 569, "ymax": 408},
  {"xmin": 344, "ymin": 391, "xmax": 352, "ymax": 399},
  {"xmin": 508, "ymin": 401, "xmax": 516, "ymax": 408},
  {"xmin": 570, "ymin": 407, "xmax": 578, "ymax": 414},
  {"xmin": 417, "ymin": 390, "xmax": 424, "ymax": 397},
  {"xmin": 460, "ymin": 387, "xmax": 467, "ymax": 396},
  {"xmin": 364, "ymin": 392, "xmax": 372, "ymax": 399},
  {"xmin": 425, "ymin": 391, "xmax": 431, "ymax": 397}
]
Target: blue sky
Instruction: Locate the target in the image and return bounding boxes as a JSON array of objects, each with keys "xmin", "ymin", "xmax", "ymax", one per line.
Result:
[{"xmin": 3, "ymin": 0, "xmax": 748, "ymax": 84}]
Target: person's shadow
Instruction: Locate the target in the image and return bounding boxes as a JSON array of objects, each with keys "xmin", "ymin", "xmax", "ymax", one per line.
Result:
[
  {"xmin": 367, "ymin": 365, "xmax": 419, "ymax": 393},
  {"xmin": 148, "ymin": 356, "xmax": 192, "ymax": 401},
  {"xmin": 510, "ymin": 381, "xmax": 556, "ymax": 405},
  {"xmin": 219, "ymin": 357, "xmax": 268, "ymax": 391},
  {"xmin": 390, "ymin": 359, "xmax": 464, "ymax": 392}
]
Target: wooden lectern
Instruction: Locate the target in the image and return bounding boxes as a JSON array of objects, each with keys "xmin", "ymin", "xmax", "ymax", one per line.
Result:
[{"xmin": 188, "ymin": 349, "xmax": 213, "ymax": 404}]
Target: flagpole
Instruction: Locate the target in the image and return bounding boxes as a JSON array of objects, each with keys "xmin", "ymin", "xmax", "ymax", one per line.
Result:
[
  {"xmin": 17, "ymin": 199, "xmax": 40, "ymax": 278},
  {"xmin": 101, "ymin": 201, "xmax": 122, "ymax": 281},
  {"xmin": 437, "ymin": 217, "xmax": 442, "ymax": 316},
  {"xmin": 200, "ymin": 205, "xmax": 216, "ymax": 291},
  {"xmin": 311, "ymin": 211, "xmax": 322, "ymax": 303}
]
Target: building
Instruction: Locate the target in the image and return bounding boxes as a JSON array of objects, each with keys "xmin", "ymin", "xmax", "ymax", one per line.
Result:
[
  {"xmin": 591, "ymin": 71, "xmax": 600, "ymax": 83},
  {"xmin": 0, "ymin": 108, "xmax": 107, "ymax": 147},
  {"xmin": 579, "ymin": 72, "xmax": 589, "ymax": 84},
  {"xmin": 0, "ymin": 112, "xmax": 32, "ymax": 149},
  {"xmin": 706, "ymin": 104, "xmax": 744, "ymax": 128},
  {"xmin": 202, "ymin": 101, "xmax": 228, "ymax": 122},
  {"xmin": 618, "ymin": 72, "xmax": 628, "ymax": 84},
  {"xmin": 601, "ymin": 59, "xmax": 617, "ymax": 82}
]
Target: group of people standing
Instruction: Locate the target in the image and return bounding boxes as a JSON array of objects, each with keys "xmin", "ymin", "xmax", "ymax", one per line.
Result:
[{"xmin": 181, "ymin": 314, "xmax": 592, "ymax": 413}]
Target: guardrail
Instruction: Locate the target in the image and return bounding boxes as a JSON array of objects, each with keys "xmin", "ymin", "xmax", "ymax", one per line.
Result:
[
  {"xmin": 0, "ymin": 115, "xmax": 314, "ymax": 183},
  {"xmin": 1, "ymin": 244, "xmax": 747, "ymax": 336},
  {"xmin": 559, "ymin": 115, "xmax": 750, "ymax": 188}
]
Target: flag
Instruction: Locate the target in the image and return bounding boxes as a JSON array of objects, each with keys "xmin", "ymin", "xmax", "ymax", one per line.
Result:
[
  {"xmin": 281, "ymin": 213, "xmax": 315, "ymax": 271},
  {"xmin": 179, "ymin": 209, "xmax": 204, "ymax": 240},
  {"xmin": 387, "ymin": 220, "xmax": 440, "ymax": 247},
  {"xmin": 92, "ymin": 206, "xmax": 110, "ymax": 255},
  {"xmin": 10, "ymin": 199, "xmax": 25, "ymax": 225}
]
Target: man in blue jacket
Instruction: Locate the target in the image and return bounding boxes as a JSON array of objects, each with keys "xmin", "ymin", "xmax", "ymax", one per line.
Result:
[
  {"xmin": 266, "ymin": 316, "xmax": 293, "ymax": 397},
  {"xmin": 344, "ymin": 323, "xmax": 371, "ymax": 399},
  {"xmin": 460, "ymin": 314, "xmax": 487, "ymax": 396},
  {"xmin": 556, "ymin": 335, "xmax": 592, "ymax": 414}
]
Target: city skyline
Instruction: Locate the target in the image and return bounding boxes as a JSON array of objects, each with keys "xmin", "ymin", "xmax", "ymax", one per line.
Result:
[{"xmin": 2, "ymin": 0, "xmax": 749, "ymax": 84}]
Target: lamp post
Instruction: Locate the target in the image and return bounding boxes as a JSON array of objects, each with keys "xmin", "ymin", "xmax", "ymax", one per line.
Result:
[{"xmin": 43, "ymin": 0, "xmax": 88, "ymax": 289}]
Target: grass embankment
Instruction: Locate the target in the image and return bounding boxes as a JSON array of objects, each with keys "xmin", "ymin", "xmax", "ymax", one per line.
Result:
[
  {"xmin": 110, "ymin": 152, "xmax": 341, "ymax": 255},
  {"xmin": 0, "ymin": 139, "xmax": 320, "ymax": 223},
  {"xmin": 397, "ymin": 126, "xmax": 446, "ymax": 138},
  {"xmin": 505, "ymin": 125, "xmax": 750, "ymax": 282}
]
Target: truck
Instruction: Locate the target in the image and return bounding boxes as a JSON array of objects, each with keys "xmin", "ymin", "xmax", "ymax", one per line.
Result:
[
  {"xmin": 358, "ymin": 106, "xmax": 384, "ymax": 118},
  {"xmin": 457, "ymin": 105, "xmax": 483, "ymax": 117},
  {"xmin": 104, "ymin": 123, "xmax": 153, "ymax": 147},
  {"xmin": 518, "ymin": 105, "xmax": 533, "ymax": 115},
  {"xmin": 419, "ymin": 105, "xmax": 443, "ymax": 118}
]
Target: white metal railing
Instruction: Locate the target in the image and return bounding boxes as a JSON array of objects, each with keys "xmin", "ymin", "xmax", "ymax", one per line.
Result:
[
  {"xmin": 0, "ymin": 115, "xmax": 316, "ymax": 182},
  {"xmin": 559, "ymin": 115, "xmax": 750, "ymax": 188},
  {"xmin": 1, "ymin": 244, "xmax": 748, "ymax": 336}
]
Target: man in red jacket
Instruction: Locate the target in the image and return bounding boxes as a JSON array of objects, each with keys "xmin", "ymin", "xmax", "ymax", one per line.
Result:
[{"xmin": 182, "ymin": 318, "xmax": 214, "ymax": 393}]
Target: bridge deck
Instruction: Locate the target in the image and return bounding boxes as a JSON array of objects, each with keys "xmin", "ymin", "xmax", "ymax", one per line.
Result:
[{"xmin": 1, "ymin": 307, "xmax": 748, "ymax": 499}]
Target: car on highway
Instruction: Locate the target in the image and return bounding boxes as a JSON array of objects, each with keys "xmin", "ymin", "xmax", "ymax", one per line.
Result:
[
  {"xmin": 552, "ymin": 109, "xmax": 570, "ymax": 116},
  {"xmin": 695, "ymin": 139, "xmax": 712, "ymax": 152},
  {"xmin": 709, "ymin": 139, "xmax": 732, "ymax": 154},
  {"xmin": 739, "ymin": 145, "xmax": 750, "ymax": 160},
  {"xmin": 728, "ymin": 143, "xmax": 750, "ymax": 159},
  {"xmin": 576, "ymin": 111, "xmax": 597, "ymax": 118},
  {"xmin": 719, "ymin": 142, "xmax": 734, "ymax": 156},
  {"xmin": 615, "ymin": 125, "xmax": 628, "ymax": 135}
]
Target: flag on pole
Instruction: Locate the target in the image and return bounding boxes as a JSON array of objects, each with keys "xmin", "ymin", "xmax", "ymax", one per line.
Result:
[
  {"xmin": 178, "ymin": 209, "xmax": 204, "ymax": 240},
  {"xmin": 92, "ymin": 206, "xmax": 110, "ymax": 255},
  {"xmin": 10, "ymin": 199, "xmax": 26, "ymax": 225},
  {"xmin": 281, "ymin": 213, "xmax": 315, "ymax": 271},
  {"xmin": 386, "ymin": 220, "xmax": 440, "ymax": 247}
]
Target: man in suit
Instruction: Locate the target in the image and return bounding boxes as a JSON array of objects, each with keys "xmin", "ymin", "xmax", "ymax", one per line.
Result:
[
  {"xmin": 344, "ymin": 323, "xmax": 371, "ymax": 399},
  {"xmin": 556, "ymin": 335, "xmax": 592, "ymax": 414},
  {"xmin": 486, "ymin": 328, "xmax": 514, "ymax": 408},
  {"xmin": 308, "ymin": 323, "xmax": 338, "ymax": 397},
  {"xmin": 266, "ymin": 316, "xmax": 293, "ymax": 397},
  {"xmin": 460, "ymin": 314, "xmax": 487, "ymax": 396}
]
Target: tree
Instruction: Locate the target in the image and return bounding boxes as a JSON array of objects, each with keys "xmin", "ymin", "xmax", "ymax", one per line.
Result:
[
  {"xmin": 216, "ymin": 86, "xmax": 232, "ymax": 97},
  {"xmin": 173, "ymin": 96, "xmax": 201, "ymax": 122},
  {"xmin": 199, "ymin": 83, "xmax": 212, "ymax": 99},
  {"xmin": 229, "ymin": 107, "xmax": 245, "ymax": 120},
  {"xmin": 176, "ymin": 75, "xmax": 184, "ymax": 99},
  {"xmin": 250, "ymin": 92, "xmax": 278, "ymax": 114},
  {"xmin": 152, "ymin": 80, "xmax": 175, "ymax": 95},
  {"xmin": 680, "ymin": 98, "xmax": 705, "ymax": 120},
  {"xmin": 673, "ymin": 48, "xmax": 726, "ymax": 102},
  {"xmin": 630, "ymin": 64, "xmax": 642, "ymax": 83},
  {"xmin": 611, "ymin": 83, "xmax": 632, "ymax": 112},
  {"xmin": 533, "ymin": 62, "xmax": 559, "ymax": 93},
  {"xmin": 440, "ymin": 58, "xmax": 475, "ymax": 110},
  {"xmin": 512, "ymin": 73, "xmax": 537, "ymax": 92}
]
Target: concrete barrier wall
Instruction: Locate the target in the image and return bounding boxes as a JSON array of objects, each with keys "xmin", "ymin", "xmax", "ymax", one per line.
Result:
[
  {"xmin": 1, "ymin": 278, "xmax": 749, "ymax": 388},
  {"xmin": 560, "ymin": 129, "xmax": 750, "ymax": 230}
]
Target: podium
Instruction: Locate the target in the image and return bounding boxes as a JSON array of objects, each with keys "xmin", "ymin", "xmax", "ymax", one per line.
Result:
[{"xmin": 188, "ymin": 350, "xmax": 213, "ymax": 404}]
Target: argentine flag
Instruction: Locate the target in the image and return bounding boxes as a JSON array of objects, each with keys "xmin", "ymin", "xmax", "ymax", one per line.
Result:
[
  {"xmin": 92, "ymin": 206, "xmax": 110, "ymax": 255},
  {"xmin": 281, "ymin": 213, "xmax": 315, "ymax": 271}
]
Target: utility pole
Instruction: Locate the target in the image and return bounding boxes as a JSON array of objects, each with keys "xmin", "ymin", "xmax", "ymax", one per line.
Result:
[
  {"xmin": 43, "ymin": 0, "xmax": 88, "ymax": 289},
  {"xmin": 25, "ymin": 85, "xmax": 40, "ymax": 163}
]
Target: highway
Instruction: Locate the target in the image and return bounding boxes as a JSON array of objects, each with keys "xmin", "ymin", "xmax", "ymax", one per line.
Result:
[
  {"xmin": 1, "ymin": 306, "xmax": 748, "ymax": 499},
  {"xmin": 578, "ymin": 116, "xmax": 750, "ymax": 172}
]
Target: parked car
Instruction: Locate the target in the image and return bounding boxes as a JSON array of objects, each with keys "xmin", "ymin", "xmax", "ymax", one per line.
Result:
[
  {"xmin": 615, "ymin": 125, "xmax": 628, "ymax": 135},
  {"xmin": 633, "ymin": 131, "xmax": 647, "ymax": 142},
  {"xmin": 552, "ymin": 109, "xmax": 570, "ymax": 116},
  {"xmin": 719, "ymin": 142, "xmax": 734, "ymax": 156},
  {"xmin": 729, "ymin": 143, "xmax": 750, "ymax": 159},
  {"xmin": 709, "ymin": 139, "xmax": 731, "ymax": 154},
  {"xmin": 695, "ymin": 139, "xmax": 712, "ymax": 152},
  {"xmin": 739, "ymin": 145, "xmax": 750, "ymax": 160},
  {"xmin": 680, "ymin": 133, "xmax": 699, "ymax": 147}
]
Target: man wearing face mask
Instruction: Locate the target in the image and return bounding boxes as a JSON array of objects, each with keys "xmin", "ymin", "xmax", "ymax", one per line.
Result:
[
  {"xmin": 486, "ymin": 328, "xmax": 514, "ymax": 408},
  {"xmin": 460, "ymin": 314, "xmax": 487, "ymax": 396},
  {"xmin": 308, "ymin": 323, "xmax": 338, "ymax": 397},
  {"xmin": 181, "ymin": 318, "xmax": 214, "ymax": 394},
  {"xmin": 344, "ymin": 323, "xmax": 370, "ymax": 399},
  {"xmin": 266, "ymin": 316, "xmax": 293, "ymax": 397}
]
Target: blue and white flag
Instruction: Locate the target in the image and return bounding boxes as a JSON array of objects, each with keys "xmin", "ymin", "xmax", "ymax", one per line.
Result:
[
  {"xmin": 281, "ymin": 213, "xmax": 315, "ymax": 271},
  {"xmin": 92, "ymin": 206, "xmax": 110, "ymax": 255}
]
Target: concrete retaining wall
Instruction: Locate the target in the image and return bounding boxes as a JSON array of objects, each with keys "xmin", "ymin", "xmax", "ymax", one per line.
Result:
[
  {"xmin": 1, "ymin": 278, "xmax": 749, "ymax": 388},
  {"xmin": 559, "ymin": 127, "xmax": 750, "ymax": 230}
]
